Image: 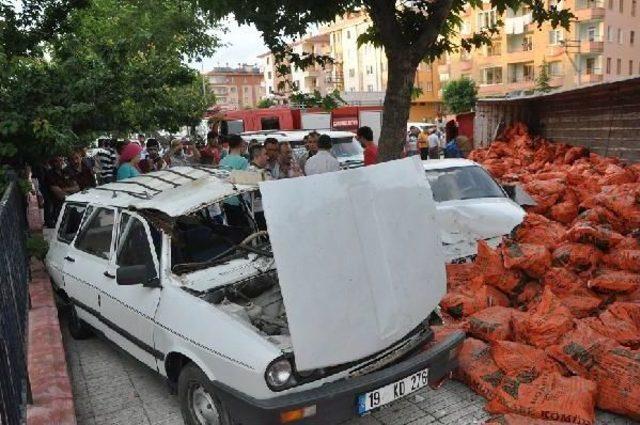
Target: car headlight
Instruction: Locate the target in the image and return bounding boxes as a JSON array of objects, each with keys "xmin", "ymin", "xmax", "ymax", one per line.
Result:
[{"xmin": 265, "ymin": 357, "xmax": 294, "ymax": 390}]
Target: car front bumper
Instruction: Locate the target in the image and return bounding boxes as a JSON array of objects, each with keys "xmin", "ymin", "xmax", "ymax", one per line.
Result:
[{"xmin": 213, "ymin": 331, "xmax": 465, "ymax": 425}]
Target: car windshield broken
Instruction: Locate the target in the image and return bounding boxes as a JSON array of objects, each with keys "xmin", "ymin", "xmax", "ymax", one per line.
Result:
[
  {"xmin": 425, "ymin": 166, "xmax": 506, "ymax": 202},
  {"xmin": 171, "ymin": 197, "xmax": 271, "ymax": 274}
]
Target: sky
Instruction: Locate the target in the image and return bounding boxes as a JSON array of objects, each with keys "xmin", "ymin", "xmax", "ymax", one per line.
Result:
[{"xmin": 190, "ymin": 19, "xmax": 268, "ymax": 72}]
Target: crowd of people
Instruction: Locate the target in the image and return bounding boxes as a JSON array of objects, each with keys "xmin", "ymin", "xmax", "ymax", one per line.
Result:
[
  {"xmin": 33, "ymin": 126, "xmax": 383, "ymax": 228},
  {"xmin": 405, "ymin": 115, "xmax": 470, "ymax": 160}
]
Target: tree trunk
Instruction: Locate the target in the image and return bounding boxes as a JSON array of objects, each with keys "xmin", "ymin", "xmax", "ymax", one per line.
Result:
[{"xmin": 377, "ymin": 56, "xmax": 417, "ymax": 162}]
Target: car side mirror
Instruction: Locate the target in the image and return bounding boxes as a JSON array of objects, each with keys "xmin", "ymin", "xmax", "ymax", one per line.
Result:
[
  {"xmin": 501, "ymin": 184, "xmax": 537, "ymax": 207},
  {"xmin": 117, "ymin": 265, "xmax": 161, "ymax": 288}
]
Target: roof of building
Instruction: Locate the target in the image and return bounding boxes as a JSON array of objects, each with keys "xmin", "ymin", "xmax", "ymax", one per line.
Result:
[
  {"xmin": 477, "ymin": 75, "xmax": 640, "ymax": 104},
  {"xmin": 66, "ymin": 166, "xmax": 256, "ymax": 217},
  {"xmin": 204, "ymin": 66, "xmax": 261, "ymax": 76}
]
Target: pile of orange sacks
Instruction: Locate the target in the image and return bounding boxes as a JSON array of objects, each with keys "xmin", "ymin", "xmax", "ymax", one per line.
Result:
[{"xmin": 435, "ymin": 123, "xmax": 640, "ymax": 425}]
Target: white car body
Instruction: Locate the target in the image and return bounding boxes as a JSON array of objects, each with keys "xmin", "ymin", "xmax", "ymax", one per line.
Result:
[
  {"xmin": 407, "ymin": 122, "xmax": 436, "ymax": 133},
  {"xmin": 241, "ymin": 129, "xmax": 365, "ymax": 170},
  {"xmin": 45, "ymin": 161, "xmax": 463, "ymax": 424},
  {"xmin": 423, "ymin": 159, "xmax": 526, "ymax": 262}
]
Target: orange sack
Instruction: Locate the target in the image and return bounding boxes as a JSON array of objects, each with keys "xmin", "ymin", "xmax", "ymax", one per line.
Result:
[
  {"xmin": 485, "ymin": 414, "xmax": 568, "ymax": 424},
  {"xmin": 591, "ymin": 345, "xmax": 640, "ymax": 420},
  {"xmin": 552, "ymin": 242, "xmax": 602, "ymax": 271},
  {"xmin": 465, "ymin": 306, "xmax": 521, "ymax": 343},
  {"xmin": 587, "ymin": 269, "xmax": 640, "ymax": 294},
  {"xmin": 475, "ymin": 240, "xmax": 523, "ymax": 294},
  {"xmin": 440, "ymin": 277, "xmax": 510, "ymax": 319},
  {"xmin": 454, "ymin": 337, "xmax": 504, "ymax": 401},
  {"xmin": 501, "ymin": 241, "xmax": 551, "ymax": 279},
  {"xmin": 564, "ymin": 221, "xmax": 624, "ymax": 250},
  {"xmin": 602, "ymin": 249, "xmax": 640, "ymax": 273},
  {"xmin": 486, "ymin": 372, "xmax": 597, "ymax": 425},
  {"xmin": 445, "ymin": 262, "xmax": 476, "ymax": 291},
  {"xmin": 491, "ymin": 340, "xmax": 565, "ymax": 380},
  {"xmin": 582, "ymin": 302, "xmax": 640, "ymax": 349},
  {"xmin": 514, "ymin": 213, "xmax": 566, "ymax": 250},
  {"xmin": 513, "ymin": 287, "xmax": 574, "ymax": 348}
]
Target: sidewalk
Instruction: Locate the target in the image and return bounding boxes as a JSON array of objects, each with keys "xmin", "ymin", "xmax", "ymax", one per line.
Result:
[{"xmin": 63, "ymin": 322, "xmax": 636, "ymax": 425}]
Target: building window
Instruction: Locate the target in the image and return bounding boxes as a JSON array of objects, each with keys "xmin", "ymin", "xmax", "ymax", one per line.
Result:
[
  {"xmin": 365, "ymin": 65, "xmax": 374, "ymax": 75},
  {"xmin": 587, "ymin": 26, "xmax": 597, "ymax": 41},
  {"xmin": 606, "ymin": 57, "xmax": 612, "ymax": 73},
  {"xmin": 477, "ymin": 9, "xmax": 498, "ymax": 29},
  {"xmin": 348, "ymin": 68, "xmax": 355, "ymax": 78},
  {"xmin": 607, "ymin": 26, "xmax": 613, "ymax": 42},
  {"xmin": 230, "ymin": 87, "xmax": 236, "ymax": 93},
  {"xmin": 630, "ymin": 60, "xmax": 634, "ymax": 74},
  {"xmin": 425, "ymin": 82, "xmax": 433, "ymax": 92},
  {"xmin": 609, "ymin": 0, "xmax": 613, "ymax": 8},
  {"xmin": 367, "ymin": 84, "xmax": 374, "ymax": 92},
  {"xmin": 630, "ymin": 30, "xmax": 635, "ymax": 45},
  {"xmin": 617, "ymin": 58, "xmax": 622, "ymax": 74},
  {"xmin": 460, "ymin": 20, "xmax": 471, "ymax": 35},
  {"xmin": 633, "ymin": 0, "xmax": 637, "ymax": 15},
  {"xmin": 267, "ymin": 71, "xmax": 272, "ymax": 79},
  {"xmin": 618, "ymin": 28, "xmax": 623, "ymax": 44},
  {"xmin": 482, "ymin": 67, "xmax": 503, "ymax": 84},
  {"xmin": 439, "ymin": 73, "xmax": 450, "ymax": 82},
  {"xmin": 487, "ymin": 40, "xmax": 502, "ymax": 55},
  {"xmin": 549, "ymin": 29, "xmax": 564, "ymax": 45},
  {"xmin": 266, "ymin": 57, "xmax": 270, "ymax": 65},
  {"xmin": 548, "ymin": 61, "xmax": 564, "ymax": 76},
  {"xmin": 620, "ymin": 0, "xmax": 624, "ymax": 11},
  {"xmin": 244, "ymin": 86, "xmax": 249, "ymax": 93},
  {"xmin": 346, "ymin": 30, "xmax": 351, "ymax": 40}
]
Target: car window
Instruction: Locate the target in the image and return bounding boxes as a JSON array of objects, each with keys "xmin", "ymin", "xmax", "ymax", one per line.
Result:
[
  {"xmin": 57, "ymin": 203, "xmax": 86, "ymax": 244},
  {"xmin": 116, "ymin": 214, "xmax": 156, "ymax": 277},
  {"xmin": 425, "ymin": 166, "xmax": 506, "ymax": 202},
  {"xmin": 330, "ymin": 137, "xmax": 364, "ymax": 157},
  {"xmin": 75, "ymin": 208, "xmax": 115, "ymax": 259}
]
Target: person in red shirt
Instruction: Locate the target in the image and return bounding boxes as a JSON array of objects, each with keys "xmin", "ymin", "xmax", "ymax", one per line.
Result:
[{"xmin": 356, "ymin": 126, "xmax": 378, "ymax": 166}]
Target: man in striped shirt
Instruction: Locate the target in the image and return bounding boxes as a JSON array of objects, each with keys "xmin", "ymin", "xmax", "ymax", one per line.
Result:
[{"xmin": 95, "ymin": 138, "xmax": 117, "ymax": 184}]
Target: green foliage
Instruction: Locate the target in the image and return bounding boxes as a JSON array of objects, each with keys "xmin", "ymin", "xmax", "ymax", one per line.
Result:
[
  {"xmin": 536, "ymin": 60, "xmax": 553, "ymax": 93},
  {"xmin": 411, "ymin": 87, "xmax": 424, "ymax": 100},
  {"xmin": 442, "ymin": 78, "xmax": 478, "ymax": 114},
  {"xmin": 0, "ymin": 0, "xmax": 219, "ymax": 168},
  {"xmin": 27, "ymin": 234, "xmax": 49, "ymax": 261},
  {"xmin": 289, "ymin": 90, "xmax": 346, "ymax": 111},
  {"xmin": 256, "ymin": 98, "xmax": 276, "ymax": 108}
]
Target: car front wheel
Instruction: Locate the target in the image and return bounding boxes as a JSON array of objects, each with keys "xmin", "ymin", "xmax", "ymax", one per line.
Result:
[
  {"xmin": 68, "ymin": 305, "xmax": 93, "ymax": 340},
  {"xmin": 178, "ymin": 363, "xmax": 231, "ymax": 425}
]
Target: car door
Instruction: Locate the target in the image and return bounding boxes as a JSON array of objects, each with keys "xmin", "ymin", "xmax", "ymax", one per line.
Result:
[
  {"xmin": 47, "ymin": 202, "xmax": 87, "ymax": 290},
  {"xmin": 63, "ymin": 206, "xmax": 116, "ymax": 331},
  {"xmin": 99, "ymin": 211, "xmax": 162, "ymax": 370}
]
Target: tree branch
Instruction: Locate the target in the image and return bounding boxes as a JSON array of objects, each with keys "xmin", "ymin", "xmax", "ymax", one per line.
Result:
[
  {"xmin": 411, "ymin": 0, "xmax": 454, "ymax": 65},
  {"xmin": 366, "ymin": 0, "xmax": 404, "ymax": 55}
]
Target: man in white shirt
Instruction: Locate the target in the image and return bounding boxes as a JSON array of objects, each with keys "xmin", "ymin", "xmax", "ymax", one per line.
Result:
[
  {"xmin": 427, "ymin": 128, "xmax": 440, "ymax": 159},
  {"xmin": 304, "ymin": 134, "xmax": 341, "ymax": 175}
]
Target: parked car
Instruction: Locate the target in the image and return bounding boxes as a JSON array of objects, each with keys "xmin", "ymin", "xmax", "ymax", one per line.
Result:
[
  {"xmin": 241, "ymin": 129, "xmax": 365, "ymax": 170},
  {"xmin": 46, "ymin": 162, "xmax": 463, "ymax": 425},
  {"xmin": 423, "ymin": 159, "xmax": 527, "ymax": 262},
  {"xmin": 407, "ymin": 122, "xmax": 436, "ymax": 133}
]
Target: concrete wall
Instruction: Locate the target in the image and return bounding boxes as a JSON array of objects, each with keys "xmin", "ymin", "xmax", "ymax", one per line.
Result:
[{"xmin": 474, "ymin": 77, "xmax": 640, "ymax": 160}]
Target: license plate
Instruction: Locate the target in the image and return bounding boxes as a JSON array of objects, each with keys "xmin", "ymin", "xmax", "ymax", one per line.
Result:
[{"xmin": 357, "ymin": 368, "xmax": 429, "ymax": 415}]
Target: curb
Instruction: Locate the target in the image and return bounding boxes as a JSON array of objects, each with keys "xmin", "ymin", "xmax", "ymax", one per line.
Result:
[{"xmin": 26, "ymin": 199, "xmax": 77, "ymax": 425}]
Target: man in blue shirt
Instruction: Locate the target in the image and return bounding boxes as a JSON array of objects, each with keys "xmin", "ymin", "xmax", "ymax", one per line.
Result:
[{"xmin": 219, "ymin": 135, "xmax": 249, "ymax": 227}]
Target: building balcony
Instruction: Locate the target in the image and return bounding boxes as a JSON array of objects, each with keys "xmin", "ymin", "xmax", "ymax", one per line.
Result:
[
  {"xmin": 460, "ymin": 60, "xmax": 473, "ymax": 71},
  {"xmin": 478, "ymin": 83, "xmax": 505, "ymax": 96},
  {"xmin": 505, "ymin": 48, "xmax": 535, "ymax": 63},
  {"xmin": 579, "ymin": 72, "xmax": 603, "ymax": 84},
  {"xmin": 574, "ymin": 0, "xmax": 606, "ymax": 20},
  {"xmin": 580, "ymin": 39, "xmax": 604, "ymax": 53},
  {"xmin": 505, "ymin": 77, "xmax": 535, "ymax": 91},
  {"xmin": 546, "ymin": 45, "xmax": 565, "ymax": 57},
  {"xmin": 549, "ymin": 75, "xmax": 565, "ymax": 87}
]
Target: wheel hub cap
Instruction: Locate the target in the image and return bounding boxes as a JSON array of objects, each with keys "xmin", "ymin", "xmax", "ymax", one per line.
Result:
[{"xmin": 190, "ymin": 384, "xmax": 220, "ymax": 425}]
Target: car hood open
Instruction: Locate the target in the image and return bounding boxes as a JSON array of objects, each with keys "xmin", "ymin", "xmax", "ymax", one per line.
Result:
[{"xmin": 259, "ymin": 157, "xmax": 446, "ymax": 371}]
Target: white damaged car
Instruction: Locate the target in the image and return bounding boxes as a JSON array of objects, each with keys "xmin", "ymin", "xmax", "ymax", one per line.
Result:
[
  {"xmin": 423, "ymin": 159, "xmax": 527, "ymax": 263},
  {"xmin": 46, "ymin": 160, "xmax": 463, "ymax": 425}
]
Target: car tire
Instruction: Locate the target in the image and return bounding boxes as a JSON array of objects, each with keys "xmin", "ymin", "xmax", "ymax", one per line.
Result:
[
  {"xmin": 178, "ymin": 363, "xmax": 231, "ymax": 425},
  {"xmin": 68, "ymin": 305, "xmax": 93, "ymax": 340}
]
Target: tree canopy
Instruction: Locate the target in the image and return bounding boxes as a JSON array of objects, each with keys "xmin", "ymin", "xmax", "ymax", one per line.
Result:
[
  {"xmin": 1, "ymin": 0, "xmax": 219, "ymax": 167},
  {"xmin": 442, "ymin": 77, "xmax": 478, "ymax": 114},
  {"xmin": 200, "ymin": 0, "xmax": 573, "ymax": 160}
]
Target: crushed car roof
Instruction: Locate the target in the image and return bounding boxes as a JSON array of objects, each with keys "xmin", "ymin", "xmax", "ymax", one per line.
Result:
[{"xmin": 65, "ymin": 166, "xmax": 256, "ymax": 217}]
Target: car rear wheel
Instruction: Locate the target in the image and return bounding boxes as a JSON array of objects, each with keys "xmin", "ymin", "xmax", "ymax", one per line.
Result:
[
  {"xmin": 68, "ymin": 305, "xmax": 93, "ymax": 340},
  {"xmin": 178, "ymin": 363, "xmax": 231, "ymax": 425}
]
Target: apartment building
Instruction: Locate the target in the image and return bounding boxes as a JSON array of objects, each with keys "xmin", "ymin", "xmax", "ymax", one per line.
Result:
[
  {"xmin": 205, "ymin": 65, "xmax": 265, "ymax": 109},
  {"xmin": 324, "ymin": 12, "xmax": 443, "ymax": 119},
  {"xmin": 444, "ymin": 0, "xmax": 640, "ymax": 97},
  {"xmin": 259, "ymin": 34, "xmax": 335, "ymax": 99}
]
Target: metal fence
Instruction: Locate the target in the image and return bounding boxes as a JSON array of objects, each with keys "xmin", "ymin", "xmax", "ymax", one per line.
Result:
[{"xmin": 0, "ymin": 181, "xmax": 30, "ymax": 425}]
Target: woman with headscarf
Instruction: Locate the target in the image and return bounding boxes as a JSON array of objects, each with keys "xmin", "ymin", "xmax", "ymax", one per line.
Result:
[{"xmin": 116, "ymin": 142, "xmax": 143, "ymax": 181}]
